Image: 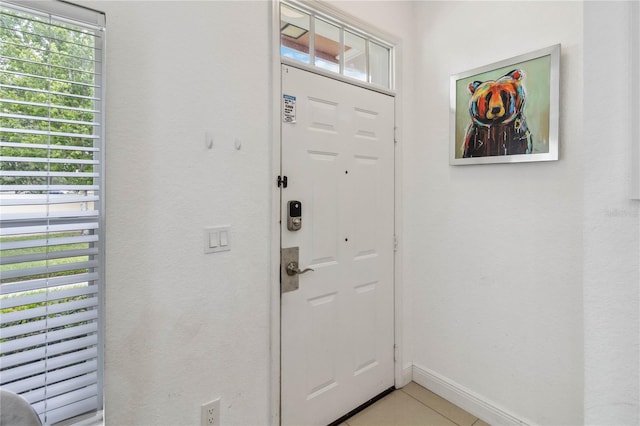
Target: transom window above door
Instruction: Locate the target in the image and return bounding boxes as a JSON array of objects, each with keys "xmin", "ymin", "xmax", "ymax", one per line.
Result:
[{"xmin": 280, "ymin": 2, "xmax": 394, "ymax": 90}]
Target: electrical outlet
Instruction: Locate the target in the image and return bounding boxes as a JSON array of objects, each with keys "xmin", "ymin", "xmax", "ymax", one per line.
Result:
[{"xmin": 201, "ymin": 399, "xmax": 220, "ymax": 426}]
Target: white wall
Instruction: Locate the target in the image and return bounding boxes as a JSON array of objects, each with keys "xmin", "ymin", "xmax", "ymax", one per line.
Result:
[
  {"xmin": 84, "ymin": 1, "xmax": 273, "ymax": 424},
  {"xmin": 583, "ymin": 2, "xmax": 640, "ymax": 425},
  {"xmin": 408, "ymin": 2, "xmax": 584, "ymax": 424},
  {"xmin": 75, "ymin": 1, "xmax": 640, "ymax": 425}
]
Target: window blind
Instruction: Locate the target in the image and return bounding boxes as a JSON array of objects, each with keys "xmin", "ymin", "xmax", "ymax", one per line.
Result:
[{"xmin": 0, "ymin": 1, "xmax": 105, "ymax": 424}]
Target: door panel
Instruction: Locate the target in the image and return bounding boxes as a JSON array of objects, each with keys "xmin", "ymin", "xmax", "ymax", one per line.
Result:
[
  {"xmin": 281, "ymin": 64, "xmax": 395, "ymax": 426},
  {"xmin": 308, "ymin": 152, "xmax": 340, "ymax": 264}
]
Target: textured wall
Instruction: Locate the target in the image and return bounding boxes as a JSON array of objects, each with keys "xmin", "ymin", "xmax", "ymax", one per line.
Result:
[
  {"xmin": 90, "ymin": 2, "xmax": 272, "ymax": 424},
  {"xmin": 408, "ymin": 2, "xmax": 584, "ymax": 424},
  {"xmin": 583, "ymin": 2, "xmax": 640, "ymax": 425}
]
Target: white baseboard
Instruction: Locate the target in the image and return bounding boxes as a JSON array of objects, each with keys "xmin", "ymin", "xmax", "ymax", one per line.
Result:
[{"xmin": 411, "ymin": 364, "xmax": 534, "ymax": 426}]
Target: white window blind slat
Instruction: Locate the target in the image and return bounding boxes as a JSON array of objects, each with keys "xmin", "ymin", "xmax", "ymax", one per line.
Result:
[
  {"xmin": 1, "ymin": 46, "xmax": 102, "ymax": 69},
  {"xmin": 0, "ymin": 320, "xmax": 97, "ymax": 355},
  {"xmin": 30, "ymin": 386, "xmax": 98, "ymax": 417},
  {"xmin": 0, "ymin": 127, "xmax": 99, "ymax": 140},
  {"xmin": 2, "ymin": 349, "xmax": 97, "ymax": 390},
  {"xmin": 41, "ymin": 354, "xmax": 98, "ymax": 381},
  {"xmin": 3, "ymin": 200, "xmax": 99, "ymax": 209},
  {"xmin": 45, "ymin": 272, "xmax": 100, "ymax": 288},
  {"xmin": 1, "ymin": 334, "xmax": 98, "ymax": 371},
  {"xmin": 1, "ymin": 248, "xmax": 99, "ymax": 268},
  {"xmin": 1, "ymin": 332, "xmax": 99, "ymax": 379},
  {"xmin": 0, "ymin": 141, "xmax": 100, "ymax": 152},
  {"xmin": 1, "ymin": 308, "xmax": 98, "ymax": 340},
  {"xmin": 0, "ymin": 185, "xmax": 99, "ymax": 193},
  {"xmin": 0, "ymin": 171, "xmax": 99, "ymax": 181},
  {"xmin": 0, "ymin": 332, "xmax": 97, "ymax": 372},
  {"xmin": 5, "ymin": 368, "xmax": 97, "ymax": 402},
  {"xmin": 0, "ymin": 348, "xmax": 47, "ymax": 374},
  {"xmin": 1, "ymin": 212, "xmax": 98, "ymax": 223},
  {"xmin": 20, "ymin": 371, "xmax": 98, "ymax": 408},
  {"xmin": 0, "ymin": 65, "xmax": 97, "ymax": 83},
  {"xmin": 37, "ymin": 368, "xmax": 97, "ymax": 399},
  {"xmin": 1, "ymin": 222, "xmax": 93, "ymax": 234},
  {"xmin": 2, "ymin": 236, "xmax": 96, "ymax": 252},
  {"xmin": 1, "ymin": 83, "xmax": 101, "ymax": 102},
  {"xmin": 1, "ymin": 245, "xmax": 99, "ymax": 265},
  {"xmin": 45, "ymin": 385, "xmax": 98, "ymax": 413},
  {"xmin": 32, "ymin": 333, "xmax": 98, "ymax": 363},
  {"xmin": 1, "ymin": 260, "xmax": 99, "ymax": 281},
  {"xmin": 2, "ymin": 17, "xmax": 103, "ymax": 44},
  {"xmin": 43, "ymin": 392, "xmax": 98, "ymax": 425},
  {"xmin": 0, "ymin": 98, "xmax": 100, "ymax": 114},
  {"xmin": 14, "ymin": 307, "xmax": 97, "ymax": 337},
  {"xmin": 0, "ymin": 277, "xmax": 98, "ymax": 301},
  {"xmin": 1, "ymin": 232, "xmax": 98, "ymax": 251},
  {"xmin": 0, "ymin": 221, "xmax": 99, "ymax": 236},
  {"xmin": 1, "ymin": 112, "xmax": 100, "ymax": 127},
  {"xmin": 1, "ymin": 69, "xmax": 100, "ymax": 90},
  {"xmin": 4, "ymin": 0, "xmax": 105, "ymax": 27},
  {"xmin": 1, "ymin": 296, "xmax": 98, "ymax": 325},
  {"xmin": 0, "ymin": 332, "xmax": 48, "ymax": 355},
  {"xmin": 1, "ymin": 260, "xmax": 98, "ymax": 280},
  {"xmin": 0, "ymin": 69, "xmax": 99, "ymax": 89},
  {"xmin": 0, "ymin": 195, "xmax": 99, "ymax": 207},
  {"xmin": 0, "ymin": 156, "xmax": 99, "ymax": 166}
]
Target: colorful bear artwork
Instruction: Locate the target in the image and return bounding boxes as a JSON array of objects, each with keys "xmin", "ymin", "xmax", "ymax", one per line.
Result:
[{"xmin": 463, "ymin": 69, "xmax": 533, "ymax": 157}]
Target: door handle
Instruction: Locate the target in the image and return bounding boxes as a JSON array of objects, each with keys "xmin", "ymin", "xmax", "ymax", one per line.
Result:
[
  {"xmin": 286, "ymin": 261, "xmax": 314, "ymax": 276},
  {"xmin": 281, "ymin": 247, "xmax": 313, "ymax": 294}
]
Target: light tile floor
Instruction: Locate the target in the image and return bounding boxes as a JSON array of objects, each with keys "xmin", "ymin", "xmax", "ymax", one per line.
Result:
[{"xmin": 339, "ymin": 382, "xmax": 491, "ymax": 426}]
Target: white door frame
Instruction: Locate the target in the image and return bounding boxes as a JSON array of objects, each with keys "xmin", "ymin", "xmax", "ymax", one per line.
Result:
[{"xmin": 269, "ymin": 1, "xmax": 408, "ymax": 424}]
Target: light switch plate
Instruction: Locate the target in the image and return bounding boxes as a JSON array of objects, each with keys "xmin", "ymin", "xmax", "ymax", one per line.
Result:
[{"xmin": 204, "ymin": 226, "xmax": 231, "ymax": 253}]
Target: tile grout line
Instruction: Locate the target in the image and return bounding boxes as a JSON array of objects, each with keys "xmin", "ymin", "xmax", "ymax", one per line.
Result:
[{"xmin": 398, "ymin": 388, "xmax": 480, "ymax": 426}]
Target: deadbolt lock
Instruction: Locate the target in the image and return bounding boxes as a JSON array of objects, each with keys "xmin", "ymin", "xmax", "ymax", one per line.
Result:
[{"xmin": 287, "ymin": 200, "xmax": 302, "ymax": 231}]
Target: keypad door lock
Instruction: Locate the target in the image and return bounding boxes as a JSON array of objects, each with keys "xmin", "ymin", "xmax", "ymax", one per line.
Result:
[{"xmin": 287, "ymin": 200, "xmax": 302, "ymax": 231}]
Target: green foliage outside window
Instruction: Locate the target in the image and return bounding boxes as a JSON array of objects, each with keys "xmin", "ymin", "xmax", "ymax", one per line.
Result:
[{"xmin": 1, "ymin": 8, "xmax": 99, "ymax": 188}]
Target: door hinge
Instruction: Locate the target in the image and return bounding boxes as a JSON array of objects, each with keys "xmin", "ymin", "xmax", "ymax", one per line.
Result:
[
  {"xmin": 394, "ymin": 344, "xmax": 398, "ymax": 362},
  {"xmin": 277, "ymin": 175, "xmax": 288, "ymax": 188},
  {"xmin": 393, "ymin": 235, "xmax": 398, "ymax": 252},
  {"xmin": 394, "ymin": 126, "xmax": 399, "ymax": 144}
]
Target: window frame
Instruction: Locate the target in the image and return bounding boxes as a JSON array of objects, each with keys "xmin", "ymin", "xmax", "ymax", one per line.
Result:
[
  {"xmin": 279, "ymin": 0, "xmax": 396, "ymax": 95},
  {"xmin": 0, "ymin": 0, "xmax": 106, "ymax": 424}
]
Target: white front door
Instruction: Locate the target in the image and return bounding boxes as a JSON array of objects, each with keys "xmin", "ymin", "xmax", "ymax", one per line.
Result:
[{"xmin": 280, "ymin": 64, "xmax": 395, "ymax": 426}]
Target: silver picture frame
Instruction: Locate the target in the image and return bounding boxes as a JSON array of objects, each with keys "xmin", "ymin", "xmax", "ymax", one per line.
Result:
[
  {"xmin": 450, "ymin": 44, "xmax": 560, "ymax": 165},
  {"xmin": 632, "ymin": 2, "xmax": 640, "ymax": 199}
]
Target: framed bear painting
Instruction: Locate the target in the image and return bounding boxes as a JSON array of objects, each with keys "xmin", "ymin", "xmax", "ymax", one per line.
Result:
[{"xmin": 450, "ymin": 44, "xmax": 560, "ymax": 165}]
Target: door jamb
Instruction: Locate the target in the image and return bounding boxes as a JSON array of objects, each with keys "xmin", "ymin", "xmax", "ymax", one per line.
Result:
[
  {"xmin": 269, "ymin": 2, "xmax": 407, "ymax": 424},
  {"xmin": 269, "ymin": 4, "xmax": 282, "ymax": 425}
]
